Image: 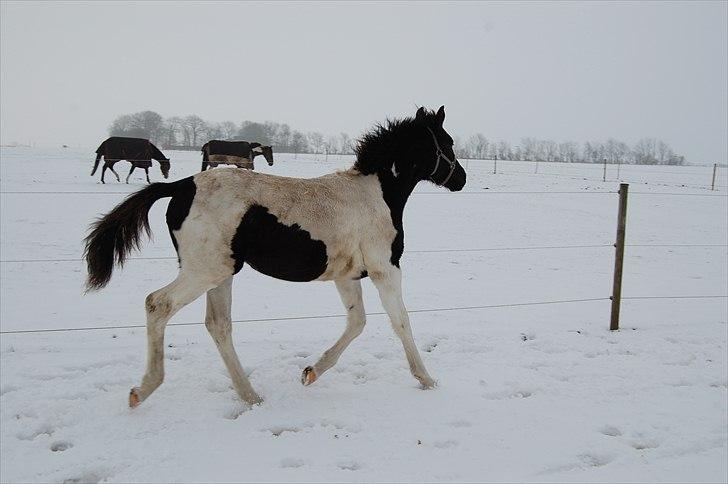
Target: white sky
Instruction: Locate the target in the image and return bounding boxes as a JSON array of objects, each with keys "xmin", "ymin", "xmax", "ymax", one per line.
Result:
[{"xmin": 1, "ymin": 1, "xmax": 726, "ymax": 163}]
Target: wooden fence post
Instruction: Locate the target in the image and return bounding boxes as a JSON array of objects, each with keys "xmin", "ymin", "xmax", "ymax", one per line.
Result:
[
  {"xmin": 603, "ymin": 158, "xmax": 607, "ymax": 182},
  {"xmin": 712, "ymin": 163, "xmax": 717, "ymax": 191},
  {"xmin": 610, "ymin": 183, "xmax": 629, "ymax": 331},
  {"xmin": 493, "ymin": 155, "xmax": 497, "ymax": 175}
]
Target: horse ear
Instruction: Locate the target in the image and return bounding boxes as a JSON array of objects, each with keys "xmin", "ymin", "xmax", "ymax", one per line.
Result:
[
  {"xmin": 415, "ymin": 106, "xmax": 426, "ymax": 121},
  {"xmin": 436, "ymin": 105, "xmax": 445, "ymax": 125}
]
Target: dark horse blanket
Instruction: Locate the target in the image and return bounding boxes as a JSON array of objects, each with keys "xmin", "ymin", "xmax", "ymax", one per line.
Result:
[
  {"xmin": 96, "ymin": 137, "xmax": 168, "ymax": 168},
  {"xmin": 201, "ymin": 140, "xmax": 258, "ymax": 162}
]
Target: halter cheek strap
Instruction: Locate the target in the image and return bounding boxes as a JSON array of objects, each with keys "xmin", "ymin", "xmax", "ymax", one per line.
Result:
[{"xmin": 426, "ymin": 127, "xmax": 457, "ymax": 186}]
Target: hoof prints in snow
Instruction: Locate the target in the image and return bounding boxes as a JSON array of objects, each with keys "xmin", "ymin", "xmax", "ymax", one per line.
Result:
[
  {"xmin": 50, "ymin": 440, "xmax": 73, "ymax": 452},
  {"xmin": 268, "ymin": 426, "xmax": 303, "ymax": 437},
  {"xmin": 62, "ymin": 469, "xmax": 108, "ymax": 484},
  {"xmin": 337, "ymin": 460, "xmax": 361, "ymax": 471}
]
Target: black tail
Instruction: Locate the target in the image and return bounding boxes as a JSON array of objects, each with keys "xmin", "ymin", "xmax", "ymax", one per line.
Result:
[{"xmin": 83, "ymin": 179, "xmax": 187, "ymax": 291}]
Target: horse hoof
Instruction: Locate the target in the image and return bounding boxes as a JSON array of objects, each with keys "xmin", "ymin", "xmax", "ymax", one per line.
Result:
[
  {"xmin": 129, "ymin": 388, "xmax": 141, "ymax": 408},
  {"xmin": 419, "ymin": 379, "xmax": 437, "ymax": 390},
  {"xmin": 301, "ymin": 366, "xmax": 317, "ymax": 386}
]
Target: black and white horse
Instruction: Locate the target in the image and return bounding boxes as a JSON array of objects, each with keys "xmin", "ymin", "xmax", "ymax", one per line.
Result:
[
  {"xmin": 91, "ymin": 137, "xmax": 171, "ymax": 184},
  {"xmin": 84, "ymin": 106, "xmax": 466, "ymax": 408},
  {"xmin": 200, "ymin": 140, "xmax": 274, "ymax": 171}
]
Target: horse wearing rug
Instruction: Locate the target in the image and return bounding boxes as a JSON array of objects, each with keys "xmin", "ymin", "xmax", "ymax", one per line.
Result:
[
  {"xmin": 200, "ymin": 140, "xmax": 274, "ymax": 171},
  {"xmin": 91, "ymin": 137, "xmax": 171, "ymax": 184},
  {"xmin": 84, "ymin": 106, "xmax": 466, "ymax": 408}
]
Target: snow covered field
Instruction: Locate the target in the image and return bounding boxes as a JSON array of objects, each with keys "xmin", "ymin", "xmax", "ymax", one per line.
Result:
[{"xmin": 1, "ymin": 146, "xmax": 726, "ymax": 482}]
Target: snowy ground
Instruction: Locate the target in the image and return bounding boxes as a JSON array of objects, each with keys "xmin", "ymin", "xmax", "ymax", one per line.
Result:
[{"xmin": 1, "ymin": 147, "xmax": 726, "ymax": 482}]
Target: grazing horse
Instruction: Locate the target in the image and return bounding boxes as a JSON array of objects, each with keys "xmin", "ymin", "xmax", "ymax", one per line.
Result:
[
  {"xmin": 84, "ymin": 106, "xmax": 466, "ymax": 408},
  {"xmin": 91, "ymin": 137, "xmax": 171, "ymax": 184},
  {"xmin": 200, "ymin": 140, "xmax": 274, "ymax": 171}
]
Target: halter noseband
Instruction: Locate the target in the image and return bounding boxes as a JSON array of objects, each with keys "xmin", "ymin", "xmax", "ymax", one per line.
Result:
[{"xmin": 426, "ymin": 127, "xmax": 457, "ymax": 186}]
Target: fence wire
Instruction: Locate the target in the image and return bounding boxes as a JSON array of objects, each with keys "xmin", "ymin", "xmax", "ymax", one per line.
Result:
[
  {"xmin": 3, "ymin": 243, "xmax": 727, "ymax": 265},
  {"xmin": 3, "ymin": 295, "xmax": 726, "ymax": 336}
]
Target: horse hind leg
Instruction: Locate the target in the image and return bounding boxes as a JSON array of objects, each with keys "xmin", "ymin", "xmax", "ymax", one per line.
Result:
[
  {"xmin": 144, "ymin": 167, "xmax": 150, "ymax": 184},
  {"xmin": 204, "ymin": 276, "xmax": 262, "ymax": 405},
  {"xmin": 109, "ymin": 164, "xmax": 121, "ymax": 182},
  {"xmin": 302, "ymin": 279, "xmax": 365, "ymax": 386},
  {"xmin": 129, "ymin": 273, "xmax": 216, "ymax": 408}
]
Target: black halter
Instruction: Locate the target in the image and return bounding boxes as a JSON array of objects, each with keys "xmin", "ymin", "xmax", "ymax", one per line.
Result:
[{"xmin": 426, "ymin": 127, "xmax": 457, "ymax": 186}]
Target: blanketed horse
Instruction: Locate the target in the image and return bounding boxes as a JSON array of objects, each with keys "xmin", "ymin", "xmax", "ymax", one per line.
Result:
[
  {"xmin": 200, "ymin": 140, "xmax": 274, "ymax": 171},
  {"xmin": 91, "ymin": 137, "xmax": 171, "ymax": 184},
  {"xmin": 84, "ymin": 106, "xmax": 466, "ymax": 408}
]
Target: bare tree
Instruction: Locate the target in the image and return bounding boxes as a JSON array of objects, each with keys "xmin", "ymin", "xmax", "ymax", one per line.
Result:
[
  {"xmin": 204, "ymin": 122, "xmax": 224, "ymax": 142},
  {"xmin": 219, "ymin": 121, "xmax": 237, "ymax": 140},
  {"xmin": 520, "ymin": 137, "xmax": 538, "ymax": 161},
  {"xmin": 238, "ymin": 121, "xmax": 270, "ymax": 144},
  {"xmin": 657, "ymin": 140, "xmax": 674, "ymax": 164},
  {"xmin": 272, "ymin": 123, "xmax": 291, "ymax": 151},
  {"xmin": 183, "ymin": 115, "xmax": 207, "ymax": 148},
  {"xmin": 558, "ymin": 141, "xmax": 579, "ymax": 162},
  {"xmin": 290, "ymin": 131, "xmax": 309, "ymax": 154},
  {"xmin": 632, "ymin": 137, "xmax": 657, "ymax": 164},
  {"xmin": 307, "ymin": 132, "xmax": 325, "ymax": 154},
  {"xmin": 495, "ymin": 140, "xmax": 511, "ymax": 160},
  {"xmin": 325, "ymin": 135, "xmax": 339, "ymax": 155},
  {"xmin": 466, "ymin": 134, "xmax": 489, "ymax": 159},
  {"xmin": 338, "ymin": 132, "xmax": 353, "ymax": 154},
  {"xmin": 160, "ymin": 116, "xmax": 183, "ymax": 148}
]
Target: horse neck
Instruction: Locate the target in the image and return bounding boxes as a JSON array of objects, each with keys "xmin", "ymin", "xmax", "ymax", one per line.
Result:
[{"xmin": 375, "ymin": 171, "xmax": 418, "ymax": 223}]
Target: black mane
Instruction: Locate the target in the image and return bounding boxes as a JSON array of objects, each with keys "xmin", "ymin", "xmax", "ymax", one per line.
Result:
[{"xmin": 354, "ymin": 108, "xmax": 438, "ymax": 175}]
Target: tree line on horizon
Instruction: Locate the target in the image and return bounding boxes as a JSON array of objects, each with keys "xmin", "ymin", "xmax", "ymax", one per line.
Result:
[
  {"xmin": 109, "ymin": 110, "xmax": 686, "ymax": 165},
  {"xmin": 109, "ymin": 110, "xmax": 353, "ymax": 155}
]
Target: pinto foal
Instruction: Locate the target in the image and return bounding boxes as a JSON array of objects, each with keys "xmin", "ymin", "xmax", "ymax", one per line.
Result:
[{"xmin": 84, "ymin": 106, "xmax": 466, "ymax": 407}]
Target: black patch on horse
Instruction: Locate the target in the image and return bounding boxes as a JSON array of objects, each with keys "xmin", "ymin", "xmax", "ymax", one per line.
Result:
[
  {"xmin": 165, "ymin": 177, "xmax": 197, "ymax": 260},
  {"xmin": 231, "ymin": 204, "xmax": 328, "ymax": 281}
]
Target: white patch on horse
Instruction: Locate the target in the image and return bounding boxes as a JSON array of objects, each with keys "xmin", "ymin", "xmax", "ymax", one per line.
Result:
[
  {"xmin": 391, "ymin": 164, "xmax": 398, "ymax": 177},
  {"xmin": 252, "ymin": 146, "xmax": 264, "ymax": 153}
]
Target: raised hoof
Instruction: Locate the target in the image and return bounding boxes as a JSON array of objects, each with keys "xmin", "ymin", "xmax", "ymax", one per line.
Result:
[
  {"xmin": 301, "ymin": 366, "xmax": 317, "ymax": 386},
  {"xmin": 129, "ymin": 388, "xmax": 141, "ymax": 408}
]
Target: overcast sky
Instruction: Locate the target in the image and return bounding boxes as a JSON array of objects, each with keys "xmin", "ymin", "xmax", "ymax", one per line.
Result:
[{"xmin": 1, "ymin": 1, "xmax": 726, "ymax": 163}]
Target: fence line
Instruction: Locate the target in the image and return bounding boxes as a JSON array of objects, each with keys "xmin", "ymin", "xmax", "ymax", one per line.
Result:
[
  {"xmin": 4, "ymin": 244, "xmax": 726, "ymax": 265},
  {"xmin": 0, "ymin": 297, "xmax": 618, "ymax": 335},
  {"xmin": 2, "ymin": 294, "xmax": 725, "ymax": 336},
  {"xmin": 622, "ymin": 295, "xmax": 728, "ymax": 301}
]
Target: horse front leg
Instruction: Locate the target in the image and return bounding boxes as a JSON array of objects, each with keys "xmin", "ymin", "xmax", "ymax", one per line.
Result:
[
  {"xmin": 302, "ymin": 279, "xmax": 365, "ymax": 386},
  {"xmin": 144, "ymin": 167, "xmax": 150, "ymax": 184},
  {"xmin": 125, "ymin": 165, "xmax": 135, "ymax": 184},
  {"xmin": 371, "ymin": 268, "xmax": 435, "ymax": 389},
  {"xmin": 101, "ymin": 165, "xmax": 108, "ymax": 184}
]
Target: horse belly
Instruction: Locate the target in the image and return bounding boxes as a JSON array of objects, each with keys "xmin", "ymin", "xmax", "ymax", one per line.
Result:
[{"xmin": 231, "ymin": 204, "xmax": 328, "ymax": 282}]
